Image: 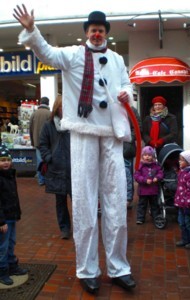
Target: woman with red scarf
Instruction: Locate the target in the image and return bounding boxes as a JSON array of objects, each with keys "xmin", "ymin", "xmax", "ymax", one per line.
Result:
[{"xmin": 143, "ymin": 96, "xmax": 178, "ymax": 154}]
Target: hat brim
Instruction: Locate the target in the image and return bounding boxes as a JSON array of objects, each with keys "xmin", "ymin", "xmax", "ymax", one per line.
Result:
[
  {"xmin": 83, "ymin": 21, "xmax": 110, "ymax": 33},
  {"xmin": 0, "ymin": 156, "xmax": 12, "ymax": 159}
]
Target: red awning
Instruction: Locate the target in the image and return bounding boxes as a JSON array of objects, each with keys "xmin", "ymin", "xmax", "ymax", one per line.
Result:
[{"xmin": 129, "ymin": 57, "xmax": 190, "ymax": 84}]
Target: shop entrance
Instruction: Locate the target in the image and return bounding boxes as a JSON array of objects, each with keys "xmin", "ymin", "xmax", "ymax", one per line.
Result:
[{"xmin": 140, "ymin": 85, "xmax": 183, "ymax": 147}]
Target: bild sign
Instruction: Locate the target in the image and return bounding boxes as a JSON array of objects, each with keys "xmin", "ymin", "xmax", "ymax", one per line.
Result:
[{"xmin": 0, "ymin": 51, "xmax": 60, "ymax": 76}]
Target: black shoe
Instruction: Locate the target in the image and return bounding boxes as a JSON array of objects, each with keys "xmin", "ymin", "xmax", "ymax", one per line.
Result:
[
  {"xmin": 9, "ymin": 265, "xmax": 28, "ymax": 276},
  {"xmin": 80, "ymin": 278, "xmax": 100, "ymax": 294},
  {"xmin": 112, "ymin": 274, "xmax": 136, "ymax": 290},
  {"xmin": 176, "ymin": 240, "xmax": 187, "ymax": 247},
  {"xmin": 0, "ymin": 267, "xmax": 14, "ymax": 285},
  {"xmin": 0, "ymin": 275, "xmax": 13, "ymax": 285}
]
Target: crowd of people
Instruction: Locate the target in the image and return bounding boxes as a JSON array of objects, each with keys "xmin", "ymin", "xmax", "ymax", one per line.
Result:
[{"xmin": 0, "ymin": 3, "xmax": 189, "ymax": 295}]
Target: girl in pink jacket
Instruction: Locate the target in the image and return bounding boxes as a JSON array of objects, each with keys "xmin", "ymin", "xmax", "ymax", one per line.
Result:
[{"xmin": 174, "ymin": 150, "xmax": 190, "ymax": 249}]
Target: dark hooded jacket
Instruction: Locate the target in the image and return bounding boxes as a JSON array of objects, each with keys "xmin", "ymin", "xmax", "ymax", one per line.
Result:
[
  {"xmin": 0, "ymin": 168, "xmax": 21, "ymax": 226},
  {"xmin": 39, "ymin": 118, "xmax": 71, "ymax": 196}
]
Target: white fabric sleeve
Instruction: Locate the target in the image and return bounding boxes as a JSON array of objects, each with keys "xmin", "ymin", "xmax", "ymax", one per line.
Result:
[{"xmin": 19, "ymin": 26, "xmax": 78, "ymax": 71}]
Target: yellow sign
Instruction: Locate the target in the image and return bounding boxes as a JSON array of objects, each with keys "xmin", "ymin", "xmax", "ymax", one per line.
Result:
[{"xmin": 36, "ymin": 61, "xmax": 58, "ymax": 74}]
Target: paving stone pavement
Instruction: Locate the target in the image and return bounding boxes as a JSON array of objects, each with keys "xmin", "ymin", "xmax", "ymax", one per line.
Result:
[{"xmin": 14, "ymin": 177, "xmax": 190, "ymax": 299}]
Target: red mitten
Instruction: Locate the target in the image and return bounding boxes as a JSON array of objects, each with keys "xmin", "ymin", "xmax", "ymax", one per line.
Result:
[{"xmin": 156, "ymin": 138, "xmax": 164, "ymax": 147}]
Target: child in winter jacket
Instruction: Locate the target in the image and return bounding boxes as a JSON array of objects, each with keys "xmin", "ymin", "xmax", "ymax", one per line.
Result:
[
  {"xmin": 174, "ymin": 150, "xmax": 190, "ymax": 249},
  {"xmin": 134, "ymin": 146, "xmax": 164, "ymax": 224},
  {"xmin": 0, "ymin": 144, "xmax": 27, "ymax": 285}
]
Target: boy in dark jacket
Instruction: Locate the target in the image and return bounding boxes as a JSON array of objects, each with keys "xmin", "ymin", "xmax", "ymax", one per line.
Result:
[
  {"xmin": 0, "ymin": 144, "xmax": 27, "ymax": 285},
  {"xmin": 134, "ymin": 146, "xmax": 164, "ymax": 224}
]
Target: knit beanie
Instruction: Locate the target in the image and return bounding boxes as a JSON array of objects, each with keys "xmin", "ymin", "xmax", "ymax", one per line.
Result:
[
  {"xmin": 180, "ymin": 150, "xmax": 190, "ymax": 165},
  {"xmin": 141, "ymin": 146, "xmax": 155, "ymax": 157},
  {"xmin": 0, "ymin": 144, "xmax": 11, "ymax": 159},
  {"xmin": 152, "ymin": 96, "xmax": 167, "ymax": 106}
]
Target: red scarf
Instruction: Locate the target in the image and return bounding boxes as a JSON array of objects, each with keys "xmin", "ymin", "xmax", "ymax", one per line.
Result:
[
  {"xmin": 150, "ymin": 120, "xmax": 160, "ymax": 143},
  {"xmin": 78, "ymin": 45, "xmax": 107, "ymax": 118}
]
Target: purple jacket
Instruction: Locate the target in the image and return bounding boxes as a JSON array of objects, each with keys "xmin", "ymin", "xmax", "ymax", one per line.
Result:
[
  {"xmin": 174, "ymin": 167, "xmax": 190, "ymax": 208},
  {"xmin": 134, "ymin": 161, "xmax": 164, "ymax": 196}
]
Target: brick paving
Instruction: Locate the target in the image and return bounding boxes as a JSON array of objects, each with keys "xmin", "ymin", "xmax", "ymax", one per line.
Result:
[{"xmin": 15, "ymin": 177, "xmax": 190, "ymax": 300}]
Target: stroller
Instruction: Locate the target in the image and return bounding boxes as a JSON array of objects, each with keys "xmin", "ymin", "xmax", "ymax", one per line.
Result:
[{"xmin": 154, "ymin": 143, "xmax": 183, "ymax": 229}]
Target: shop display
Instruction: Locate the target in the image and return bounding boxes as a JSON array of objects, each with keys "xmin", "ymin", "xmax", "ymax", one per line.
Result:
[
  {"xmin": 0, "ymin": 100, "xmax": 39, "ymax": 174},
  {"xmin": 1, "ymin": 100, "xmax": 38, "ymax": 149}
]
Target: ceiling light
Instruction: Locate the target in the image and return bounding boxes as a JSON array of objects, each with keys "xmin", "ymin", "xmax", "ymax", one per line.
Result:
[
  {"xmin": 0, "ymin": 48, "xmax": 3, "ymax": 52},
  {"xmin": 128, "ymin": 23, "xmax": 136, "ymax": 28},
  {"xmin": 184, "ymin": 23, "xmax": 190, "ymax": 28},
  {"xmin": 26, "ymin": 83, "xmax": 36, "ymax": 88},
  {"xmin": 77, "ymin": 38, "xmax": 82, "ymax": 42},
  {"xmin": 108, "ymin": 37, "xmax": 114, "ymax": 40}
]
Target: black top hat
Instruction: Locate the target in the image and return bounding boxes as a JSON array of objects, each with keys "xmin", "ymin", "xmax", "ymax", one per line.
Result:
[{"xmin": 83, "ymin": 11, "xmax": 110, "ymax": 33}]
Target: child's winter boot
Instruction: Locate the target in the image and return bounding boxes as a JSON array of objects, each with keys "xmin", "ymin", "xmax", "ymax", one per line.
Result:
[
  {"xmin": 9, "ymin": 261, "xmax": 28, "ymax": 276},
  {"xmin": 0, "ymin": 267, "xmax": 13, "ymax": 285}
]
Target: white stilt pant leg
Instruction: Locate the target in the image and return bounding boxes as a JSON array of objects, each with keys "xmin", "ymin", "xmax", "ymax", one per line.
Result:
[
  {"xmin": 99, "ymin": 137, "xmax": 131, "ymax": 277},
  {"xmin": 70, "ymin": 132, "xmax": 101, "ymax": 278}
]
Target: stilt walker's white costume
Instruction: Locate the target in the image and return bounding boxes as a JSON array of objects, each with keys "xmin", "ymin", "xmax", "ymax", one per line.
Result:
[{"xmin": 18, "ymin": 13, "xmax": 134, "ymax": 280}]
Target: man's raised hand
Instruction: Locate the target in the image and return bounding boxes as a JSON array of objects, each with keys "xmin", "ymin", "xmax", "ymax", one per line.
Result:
[{"xmin": 13, "ymin": 4, "xmax": 34, "ymax": 32}]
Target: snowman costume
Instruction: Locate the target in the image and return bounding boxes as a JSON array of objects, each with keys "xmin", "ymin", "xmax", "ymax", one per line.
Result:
[{"xmin": 18, "ymin": 14, "xmax": 134, "ymax": 279}]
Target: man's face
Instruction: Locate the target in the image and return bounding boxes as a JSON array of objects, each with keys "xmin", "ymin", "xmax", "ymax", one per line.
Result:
[{"xmin": 86, "ymin": 24, "xmax": 107, "ymax": 47}]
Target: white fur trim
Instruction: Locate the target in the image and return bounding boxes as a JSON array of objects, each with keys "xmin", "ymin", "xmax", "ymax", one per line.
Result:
[{"xmin": 61, "ymin": 118, "xmax": 114, "ymax": 137}]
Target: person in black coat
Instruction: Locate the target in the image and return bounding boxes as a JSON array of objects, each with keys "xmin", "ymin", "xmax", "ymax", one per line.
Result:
[
  {"xmin": 39, "ymin": 95, "xmax": 71, "ymax": 239},
  {"xmin": 143, "ymin": 96, "xmax": 178, "ymax": 154},
  {"xmin": 0, "ymin": 144, "xmax": 27, "ymax": 286}
]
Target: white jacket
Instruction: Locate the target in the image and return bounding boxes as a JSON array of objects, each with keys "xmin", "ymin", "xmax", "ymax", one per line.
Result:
[{"xmin": 19, "ymin": 26, "xmax": 133, "ymax": 137}]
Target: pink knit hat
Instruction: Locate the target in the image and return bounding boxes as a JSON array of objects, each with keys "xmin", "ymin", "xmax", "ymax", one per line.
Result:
[
  {"xmin": 141, "ymin": 146, "xmax": 156, "ymax": 157},
  {"xmin": 180, "ymin": 150, "xmax": 190, "ymax": 165}
]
